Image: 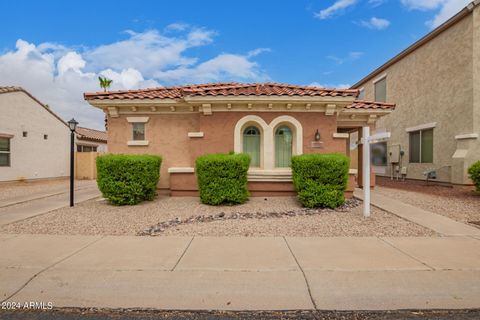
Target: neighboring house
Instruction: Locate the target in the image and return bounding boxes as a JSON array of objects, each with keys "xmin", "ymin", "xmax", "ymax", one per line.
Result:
[
  {"xmin": 84, "ymin": 83, "xmax": 394, "ymax": 196},
  {"xmin": 352, "ymin": 0, "xmax": 480, "ymax": 185},
  {"xmin": 76, "ymin": 126, "xmax": 108, "ymax": 152},
  {"xmin": 0, "ymin": 86, "xmax": 70, "ymax": 182}
]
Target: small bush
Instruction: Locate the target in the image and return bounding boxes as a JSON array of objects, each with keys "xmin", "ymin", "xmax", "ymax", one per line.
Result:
[
  {"xmin": 291, "ymin": 154, "xmax": 350, "ymax": 208},
  {"xmin": 196, "ymin": 153, "xmax": 250, "ymax": 205},
  {"xmin": 96, "ymin": 154, "xmax": 162, "ymax": 205},
  {"xmin": 468, "ymin": 160, "xmax": 480, "ymax": 192}
]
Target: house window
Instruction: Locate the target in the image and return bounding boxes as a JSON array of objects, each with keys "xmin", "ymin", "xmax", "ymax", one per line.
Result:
[
  {"xmin": 22, "ymin": 131, "xmax": 27, "ymax": 137},
  {"xmin": 374, "ymin": 77, "xmax": 387, "ymax": 102},
  {"xmin": 409, "ymin": 129, "xmax": 433, "ymax": 163},
  {"xmin": 44, "ymin": 134, "xmax": 48, "ymax": 140},
  {"xmin": 77, "ymin": 145, "xmax": 98, "ymax": 152},
  {"xmin": 0, "ymin": 137, "xmax": 11, "ymax": 166},
  {"xmin": 243, "ymin": 126, "xmax": 261, "ymax": 167},
  {"xmin": 371, "ymin": 142, "xmax": 387, "ymax": 166},
  {"xmin": 132, "ymin": 123, "xmax": 145, "ymax": 141},
  {"xmin": 275, "ymin": 126, "xmax": 293, "ymax": 167},
  {"xmin": 358, "ymin": 88, "xmax": 365, "ymax": 100}
]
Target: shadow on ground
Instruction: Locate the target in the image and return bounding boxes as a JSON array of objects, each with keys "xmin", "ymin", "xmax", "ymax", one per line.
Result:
[{"xmin": 1, "ymin": 309, "xmax": 480, "ymax": 320}]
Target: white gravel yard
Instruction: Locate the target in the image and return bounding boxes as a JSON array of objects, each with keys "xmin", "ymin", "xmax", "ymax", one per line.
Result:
[
  {"xmin": 0, "ymin": 195, "xmax": 436, "ymax": 237},
  {"xmin": 375, "ymin": 185, "xmax": 480, "ymax": 226}
]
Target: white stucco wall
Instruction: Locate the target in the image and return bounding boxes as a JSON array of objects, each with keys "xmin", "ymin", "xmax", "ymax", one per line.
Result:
[{"xmin": 0, "ymin": 91, "xmax": 70, "ymax": 182}]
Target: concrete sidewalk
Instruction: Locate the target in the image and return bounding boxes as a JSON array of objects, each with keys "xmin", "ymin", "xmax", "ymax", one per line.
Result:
[
  {"xmin": 1, "ymin": 234, "xmax": 479, "ymax": 310},
  {"xmin": 0, "ymin": 187, "xmax": 101, "ymax": 226},
  {"xmin": 354, "ymin": 188, "xmax": 480, "ymax": 237}
]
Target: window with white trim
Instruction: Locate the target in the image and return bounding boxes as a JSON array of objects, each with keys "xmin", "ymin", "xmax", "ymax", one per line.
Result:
[
  {"xmin": 77, "ymin": 145, "xmax": 98, "ymax": 152},
  {"xmin": 409, "ymin": 129, "xmax": 433, "ymax": 163},
  {"xmin": 243, "ymin": 126, "xmax": 261, "ymax": 167},
  {"xmin": 358, "ymin": 88, "xmax": 365, "ymax": 100},
  {"xmin": 132, "ymin": 123, "xmax": 145, "ymax": 141},
  {"xmin": 374, "ymin": 77, "xmax": 387, "ymax": 102},
  {"xmin": 0, "ymin": 137, "xmax": 11, "ymax": 167}
]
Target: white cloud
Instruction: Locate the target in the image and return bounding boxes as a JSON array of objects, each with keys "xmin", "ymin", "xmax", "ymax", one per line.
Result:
[
  {"xmin": 0, "ymin": 27, "xmax": 270, "ymax": 130},
  {"xmin": 315, "ymin": 0, "xmax": 358, "ymax": 19},
  {"xmin": 327, "ymin": 51, "xmax": 364, "ymax": 64},
  {"xmin": 359, "ymin": 17, "xmax": 391, "ymax": 30},
  {"xmin": 369, "ymin": 0, "xmax": 387, "ymax": 7},
  {"xmin": 401, "ymin": 0, "xmax": 470, "ymax": 28},
  {"xmin": 154, "ymin": 53, "xmax": 269, "ymax": 83},
  {"xmin": 401, "ymin": 0, "xmax": 444, "ymax": 10},
  {"xmin": 309, "ymin": 82, "xmax": 351, "ymax": 89},
  {"xmin": 427, "ymin": 0, "xmax": 470, "ymax": 28}
]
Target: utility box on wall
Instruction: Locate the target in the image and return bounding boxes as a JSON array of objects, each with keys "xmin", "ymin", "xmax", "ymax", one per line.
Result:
[{"xmin": 389, "ymin": 145, "xmax": 401, "ymax": 163}]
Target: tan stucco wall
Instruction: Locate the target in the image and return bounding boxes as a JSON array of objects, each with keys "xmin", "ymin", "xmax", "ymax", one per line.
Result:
[
  {"xmin": 356, "ymin": 12, "xmax": 478, "ymax": 184},
  {"xmin": 75, "ymin": 152, "xmax": 104, "ymax": 180},
  {"xmin": 107, "ymin": 111, "xmax": 347, "ymax": 190},
  {"xmin": 0, "ymin": 91, "xmax": 70, "ymax": 182}
]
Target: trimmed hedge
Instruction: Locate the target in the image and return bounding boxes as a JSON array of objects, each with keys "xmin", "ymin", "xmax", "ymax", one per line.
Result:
[
  {"xmin": 96, "ymin": 154, "xmax": 162, "ymax": 205},
  {"xmin": 291, "ymin": 154, "xmax": 350, "ymax": 208},
  {"xmin": 468, "ymin": 160, "xmax": 480, "ymax": 192},
  {"xmin": 196, "ymin": 153, "xmax": 250, "ymax": 205}
]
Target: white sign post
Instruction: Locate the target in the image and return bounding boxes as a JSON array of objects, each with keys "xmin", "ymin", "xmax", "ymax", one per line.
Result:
[
  {"xmin": 361, "ymin": 128, "xmax": 391, "ymax": 218},
  {"xmin": 362, "ymin": 126, "xmax": 371, "ymax": 218}
]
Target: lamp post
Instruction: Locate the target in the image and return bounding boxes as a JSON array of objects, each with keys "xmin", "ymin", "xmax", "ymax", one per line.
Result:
[{"xmin": 68, "ymin": 118, "xmax": 78, "ymax": 207}]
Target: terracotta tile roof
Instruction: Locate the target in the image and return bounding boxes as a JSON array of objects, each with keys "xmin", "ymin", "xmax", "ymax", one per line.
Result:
[
  {"xmin": 76, "ymin": 126, "xmax": 107, "ymax": 143},
  {"xmin": 84, "ymin": 83, "xmax": 360, "ymax": 100},
  {"xmin": 346, "ymin": 100, "xmax": 395, "ymax": 110}
]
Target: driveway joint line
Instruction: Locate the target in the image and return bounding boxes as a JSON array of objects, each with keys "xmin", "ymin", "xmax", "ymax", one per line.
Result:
[
  {"xmin": 282, "ymin": 236, "xmax": 317, "ymax": 310},
  {"xmin": 377, "ymin": 237, "xmax": 435, "ymax": 271},
  {"xmin": 0, "ymin": 235, "xmax": 105, "ymax": 304},
  {"xmin": 0, "ymin": 190, "xmax": 101, "ymax": 227},
  {"xmin": 0, "ymin": 186, "xmax": 95, "ymax": 209},
  {"xmin": 171, "ymin": 236, "xmax": 195, "ymax": 272}
]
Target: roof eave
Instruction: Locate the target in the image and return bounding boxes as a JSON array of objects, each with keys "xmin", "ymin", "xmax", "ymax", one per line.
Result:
[{"xmin": 351, "ymin": 0, "xmax": 479, "ymax": 89}]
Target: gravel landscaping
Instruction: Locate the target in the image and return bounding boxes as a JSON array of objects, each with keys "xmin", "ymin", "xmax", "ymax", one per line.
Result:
[
  {"xmin": 0, "ymin": 195, "xmax": 435, "ymax": 237},
  {"xmin": 375, "ymin": 181, "xmax": 480, "ymax": 226}
]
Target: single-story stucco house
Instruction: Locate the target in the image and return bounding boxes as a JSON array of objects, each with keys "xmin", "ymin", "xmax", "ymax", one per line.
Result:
[
  {"xmin": 0, "ymin": 86, "xmax": 108, "ymax": 183},
  {"xmin": 84, "ymin": 83, "xmax": 395, "ymax": 196},
  {"xmin": 76, "ymin": 126, "xmax": 108, "ymax": 153},
  {"xmin": 352, "ymin": 0, "xmax": 480, "ymax": 186},
  {"xmin": 0, "ymin": 86, "xmax": 70, "ymax": 182}
]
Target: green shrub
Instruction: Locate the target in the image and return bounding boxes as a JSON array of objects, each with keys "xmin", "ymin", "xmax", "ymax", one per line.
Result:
[
  {"xmin": 96, "ymin": 154, "xmax": 162, "ymax": 205},
  {"xmin": 196, "ymin": 153, "xmax": 250, "ymax": 205},
  {"xmin": 291, "ymin": 154, "xmax": 350, "ymax": 208},
  {"xmin": 468, "ymin": 160, "xmax": 480, "ymax": 192}
]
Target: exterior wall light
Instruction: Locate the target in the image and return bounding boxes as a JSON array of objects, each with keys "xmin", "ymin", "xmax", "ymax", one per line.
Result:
[{"xmin": 314, "ymin": 129, "xmax": 321, "ymax": 141}]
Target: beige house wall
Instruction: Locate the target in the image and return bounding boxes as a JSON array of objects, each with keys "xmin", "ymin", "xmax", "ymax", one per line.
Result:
[
  {"xmin": 0, "ymin": 91, "xmax": 70, "ymax": 182},
  {"xmin": 75, "ymin": 152, "xmax": 104, "ymax": 180},
  {"xmin": 355, "ymin": 12, "xmax": 479, "ymax": 184}
]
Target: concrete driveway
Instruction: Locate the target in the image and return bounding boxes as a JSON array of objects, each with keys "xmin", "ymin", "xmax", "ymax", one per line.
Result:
[{"xmin": 0, "ymin": 180, "xmax": 100, "ymax": 226}]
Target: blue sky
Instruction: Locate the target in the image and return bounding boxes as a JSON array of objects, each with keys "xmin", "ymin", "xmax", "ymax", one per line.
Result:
[{"xmin": 0, "ymin": 0, "xmax": 471, "ymax": 129}]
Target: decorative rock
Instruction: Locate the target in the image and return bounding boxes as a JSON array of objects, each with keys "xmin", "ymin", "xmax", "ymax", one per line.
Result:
[{"xmin": 136, "ymin": 199, "xmax": 361, "ymax": 236}]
